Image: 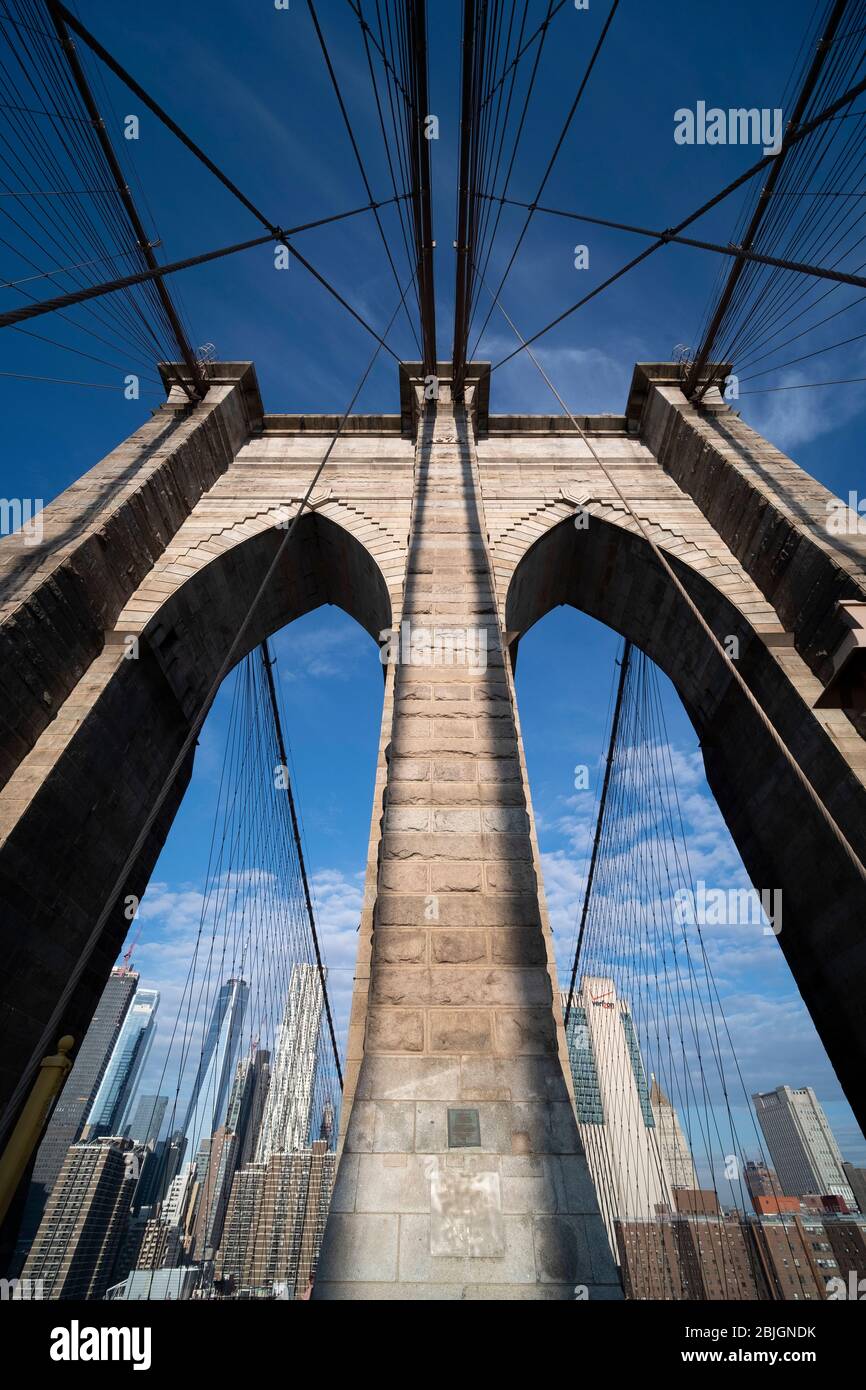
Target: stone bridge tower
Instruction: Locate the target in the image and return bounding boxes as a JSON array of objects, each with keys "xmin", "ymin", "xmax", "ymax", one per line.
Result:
[{"xmin": 1, "ymin": 359, "xmax": 866, "ymax": 1298}]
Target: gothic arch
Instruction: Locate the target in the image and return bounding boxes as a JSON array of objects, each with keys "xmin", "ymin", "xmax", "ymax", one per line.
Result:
[
  {"xmin": 0, "ymin": 510, "xmax": 391, "ymax": 1112},
  {"xmin": 505, "ymin": 509, "xmax": 866, "ymax": 1131}
]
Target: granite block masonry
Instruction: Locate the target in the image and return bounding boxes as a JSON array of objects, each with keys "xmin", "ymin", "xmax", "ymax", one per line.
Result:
[{"xmin": 313, "ymin": 382, "xmax": 621, "ymax": 1298}]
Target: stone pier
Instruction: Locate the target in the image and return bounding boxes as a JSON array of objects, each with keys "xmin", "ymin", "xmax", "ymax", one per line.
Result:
[{"xmin": 313, "ymin": 384, "xmax": 622, "ymax": 1299}]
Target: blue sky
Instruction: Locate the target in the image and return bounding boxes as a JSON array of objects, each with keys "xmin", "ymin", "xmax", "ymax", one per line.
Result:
[{"xmin": 1, "ymin": 0, "xmax": 864, "ymax": 1166}]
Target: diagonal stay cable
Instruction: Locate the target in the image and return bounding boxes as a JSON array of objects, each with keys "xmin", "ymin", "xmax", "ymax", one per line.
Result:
[
  {"xmin": 480, "ymin": 0, "xmax": 569, "ymax": 112},
  {"xmin": 260, "ymin": 639, "xmax": 342, "ymax": 1088},
  {"xmin": 483, "ymin": 193, "xmax": 866, "ymax": 289},
  {"xmin": 740, "ymin": 373, "xmax": 866, "ymax": 392},
  {"xmin": 468, "ymin": 0, "xmax": 527, "ymax": 314},
  {"xmin": 0, "ymin": 368, "xmax": 159, "ymax": 389},
  {"xmin": 0, "ymin": 276, "xmax": 413, "ymax": 1149},
  {"xmin": 489, "ymin": 73, "xmax": 866, "ymax": 372},
  {"xmin": 45, "ymin": 0, "xmax": 204, "ymax": 398},
  {"xmin": 49, "ymin": 1, "xmax": 280, "ymax": 233},
  {"xmin": 355, "ymin": 0, "xmax": 422, "ymax": 327},
  {"xmin": 344, "ymin": 0, "xmax": 410, "ymax": 102},
  {"xmin": 563, "ymin": 639, "xmax": 632, "ymax": 1033},
  {"xmin": 306, "ymin": 0, "xmax": 421, "ymax": 354},
  {"xmin": 46, "ymin": 0, "xmax": 411, "ymax": 356},
  {"xmin": 467, "ymin": 3, "xmax": 540, "ymax": 332},
  {"xmin": 470, "ymin": 0, "xmax": 620, "ymax": 359},
  {"xmin": 404, "ymin": 0, "xmax": 437, "ymax": 371},
  {"xmin": 684, "ymin": 0, "xmax": 855, "ymax": 398},
  {"xmin": 0, "ymin": 201, "xmax": 406, "ymax": 354},
  {"xmin": 0, "ymin": 27, "xmax": 185, "ymax": 369}
]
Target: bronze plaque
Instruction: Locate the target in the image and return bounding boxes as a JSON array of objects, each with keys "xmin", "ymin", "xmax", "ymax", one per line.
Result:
[{"xmin": 447, "ymin": 1107, "xmax": 481, "ymax": 1148}]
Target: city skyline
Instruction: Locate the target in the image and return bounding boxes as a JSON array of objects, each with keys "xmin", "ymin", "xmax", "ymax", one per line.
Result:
[
  {"xmin": 19, "ymin": 952, "xmax": 339, "ymax": 1302},
  {"xmin": 73, "ymin": 962, "xmax": 866, "ymax": 1212},
  {"xmin": 101, "ymin": 956, "xmax": 866, "ymax": 1206},
  {"xmin": 19, "ymin": 953, "xmax": 866, "ymax": 1303}
]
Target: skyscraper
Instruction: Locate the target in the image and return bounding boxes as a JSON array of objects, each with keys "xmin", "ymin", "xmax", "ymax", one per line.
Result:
[
  {"xmin": 225, "ymin": 1046, "xmax": 271, "ymax": 1168},
  {"xmin": 842, "ymin": 1161, "xmax": 866, "ymax": 1215},
  {"xmin": 133, "ymin": 1129, "xmax": 186, "ymax": 1213},
  {"xmin": 22, "ymin": 1137, "xmax": 138, "ymax": 1299},
  {"xmin": 650, "ymin": 1077, "xmax": 699, "ymax": 1191},
  {"xmin": 255, "ymin": 965, "xmax": 323, "ymax": 1162},
  {"xmin": 190, "ymin": 1126, "xmax": 239, "ymax": 1258},
  {"xmin": 125, "ymin": 1094, "xmax": 168, "ymax": 1147},
  {"xmin": 184, "ymin": 1050, "xmax": 271, "ymax": 1260},
  {"xmin": 211, "ymin": 968, "xmax": 330, "ymax": 1296},
  {"xmin": 562, "ymin": 981, "xmax": 673, "ymax": 1246},
  {"xmin": 84, "ymin": 988, "xmax": 159, "ymax": 1139},
  {"xmin": 182, "ymin": 977, "xmax": 249, "ymax": 1168},
  {"xmin": 752, "ymin": 1085, "xmax": 855, "ymax": 1207},
  {"xmin": 161, "ymin": 1162, "xmax": 197, "ymax": 1233},
  {"xmin": 18, "ymin": 967, "xmax": 139, "ymax": 1261},
  {"xmin": 217, "ymin": 1142, "xmax": 335, "ymax": 1297}
]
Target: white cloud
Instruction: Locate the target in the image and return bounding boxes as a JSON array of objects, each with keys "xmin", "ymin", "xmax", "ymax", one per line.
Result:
[
  {"xmin": 483, "ymin": 336, "xmax": 641, "ymax": 416},
  {"xmin": 740, "ymin": 352, "xmax": 866, "ymax": 451},
  {"xmin": 537, "ymin": 735, "xmax": 866, "ymax": 1165},
  {"xmin": 278, "ymin": 622, "xmax": 371, "ymax": 682}
]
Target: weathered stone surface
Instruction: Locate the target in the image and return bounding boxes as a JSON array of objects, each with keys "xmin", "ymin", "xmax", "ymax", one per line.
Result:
[
  {"xmin": 379, "ymin": 862, "xmax": 429, "ymax": 894},
  {"xmin": 400, "ymin": 1208, "xmax": 533, "ymax": 1283},
  {"xmin": 377, "ymin": 893, "xmax": 539, "ymax": 927},
  {"xmin": 430, "ymin": 1170, "xmax": 505, "ymax": 1257},
  {"xmin": 430, "ymin": 862, "xmax": 482, "ymax": 891},
  {"xmin": 429, "ymin": 1008, "xmax": 493, "ymax": 1053},
  {"xmin": 430, "ymin": 930, "xmax": 488, "ymax": 964},
  {"xmin": 365, "ymin": 1008, "xmax": 424, "ymax": 1053},
  {"xmin": 495, "ymin": 1008, "xmax": 559, "ymax": 1055},
  {"xmin": 492, "ymin": 927, "xmax": 548, "ymax": 965},
  {"xmin": 485, "ymin": 861, "xmax": 537, "ymax": 893},
  {"xmin": 355, "ymin": 1055, "xmax": 460, "ymax": 1102},
  {"xmin": 373, "ymin": 929, "xmax": 427, "ymax": 964},
  {"xmin": 316, "ymin": 1213, "xmax": 399, "ymax": 1283}
]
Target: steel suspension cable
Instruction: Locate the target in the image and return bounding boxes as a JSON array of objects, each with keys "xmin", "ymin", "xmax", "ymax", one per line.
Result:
[{"xmin": 489, "ymin": 73, "xmax": 866, "ymax": 373}]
